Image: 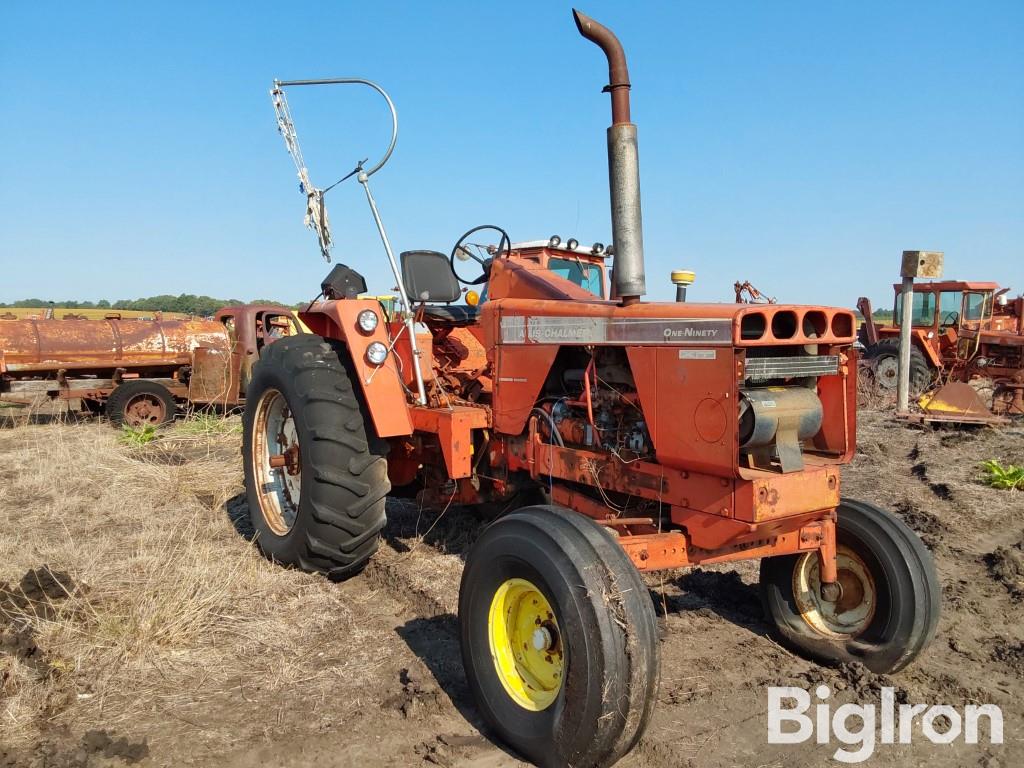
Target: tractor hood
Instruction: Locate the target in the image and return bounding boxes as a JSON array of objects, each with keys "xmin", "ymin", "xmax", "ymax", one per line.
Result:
[{"xmin": 487, "ymin": 298, "xmax": 856, "ymax": 349}]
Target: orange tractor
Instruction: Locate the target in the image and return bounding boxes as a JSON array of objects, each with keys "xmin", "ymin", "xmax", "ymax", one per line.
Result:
[
  {"xmin": 246, "ymin": 10, "xmax": 939, "ymax": 767},
  {"xmin": 859, "ymin": 280, "xmax": 1024, "ymax": 415}
]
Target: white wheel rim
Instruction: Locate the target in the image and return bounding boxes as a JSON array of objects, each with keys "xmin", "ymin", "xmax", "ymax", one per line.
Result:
[
  {"xmin": 251, "ymin": 388, "xmax": 302, "ymax": 535},
  {"xmin": 792, "ymin": 545, "xmax": 876, "ymax": 638},
  {"xmin": 874, "ymin": 357, "xmax": 899, "ymax": 390}
]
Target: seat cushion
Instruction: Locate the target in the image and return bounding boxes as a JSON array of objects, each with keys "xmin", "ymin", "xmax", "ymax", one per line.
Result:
[
  {"xmin": 422, "ymin": 304, "xmax": 479, "ymax": 324},
  {"xmin": 401, "ymin": 250, "xmax": 461, "ymax": 303}
]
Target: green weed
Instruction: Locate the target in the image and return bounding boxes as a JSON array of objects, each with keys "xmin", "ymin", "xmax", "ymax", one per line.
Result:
[
  {"xmin": 981, "ymin": 459, "xmax": 1024, "ymax": 491},
  {"xmin": 120, "ymin": 424, "xmax": 159, "ymax": 446}
]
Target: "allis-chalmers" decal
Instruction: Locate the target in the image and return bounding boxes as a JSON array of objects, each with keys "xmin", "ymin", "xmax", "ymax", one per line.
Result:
[{"xmin": 499, "ymin": 315, "xmax": 732, "ymax": 345}]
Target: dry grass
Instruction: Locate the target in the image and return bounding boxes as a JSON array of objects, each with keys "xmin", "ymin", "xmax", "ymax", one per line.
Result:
[{"xmin": 0, "ymin": 415, "xmax": 384, "ymax": 753}]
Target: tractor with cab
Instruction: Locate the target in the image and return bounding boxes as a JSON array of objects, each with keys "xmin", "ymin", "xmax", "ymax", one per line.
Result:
[{"xmin": 859, "ymin": 280, "xmax": 1024, "ymax": 416}]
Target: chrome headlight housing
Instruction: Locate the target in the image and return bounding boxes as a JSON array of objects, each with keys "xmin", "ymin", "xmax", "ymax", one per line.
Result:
[
  {"xmin": 357, "ymin": 309, "xmax": 379, "ymax": 333},
  {"xmin": 366, "ymin": 341, "xmax": 388, "ymax": 366}
]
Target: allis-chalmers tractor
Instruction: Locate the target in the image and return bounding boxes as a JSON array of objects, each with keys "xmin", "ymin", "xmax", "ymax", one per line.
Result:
[
  {"xmin": 244, "ymin": 10, "xmax": 939, "ymax": 767},
  {"xmin": 859, "ymin": 281, "xmax": 1024, "ymax": 415}
]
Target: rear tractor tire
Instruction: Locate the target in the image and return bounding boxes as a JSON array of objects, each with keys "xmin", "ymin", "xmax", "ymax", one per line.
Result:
[
  {"xmin": 759, "ymin": 498, "xmax": 940, "ymax": 674},
  {"xmin": 865, "ymin": 339, "xmax": 933, "ymax": 394},
  {"xmin": 459, "ymin": 505, "xmax": 660, "ymax": 768},
  {"xmin": 242, "ymin": 334, "xmax": 390, "ymax": 579},
  {"xmin": 106, "ymin": 380, "xmax": 177, "ymax": 428}
]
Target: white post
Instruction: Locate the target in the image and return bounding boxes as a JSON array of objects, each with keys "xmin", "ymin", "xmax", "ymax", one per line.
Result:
[
  {"xmin": 896, "ymin": 276, "xmax": 915, "ymax": 414},
  {"xmin": 896, "ymin": 250, "xmax": 943, "ymax": 414}
]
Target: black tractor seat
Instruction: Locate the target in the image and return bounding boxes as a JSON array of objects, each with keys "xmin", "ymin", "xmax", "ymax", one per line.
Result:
[{"xmin": 400, "ymin": 250, "xmax": 480, "ymax": 326}]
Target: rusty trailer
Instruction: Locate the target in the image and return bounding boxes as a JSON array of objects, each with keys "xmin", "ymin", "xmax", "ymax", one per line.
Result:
[{"xmin": 0, "ymin": 305, "xmax": 302, "ymax": 427}]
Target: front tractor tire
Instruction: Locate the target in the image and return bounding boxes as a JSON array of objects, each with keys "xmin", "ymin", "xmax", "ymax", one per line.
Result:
[
  {"xmin": 459, "ymin": 506, "xmax": 660, "ymax": 768},
  {"xmin": 242, "ymin": 334, "xmax": 390, "ymax": 579},
  {"xmin": 759, "ymin": 499, "xmax": 940, "ymax": 674}
]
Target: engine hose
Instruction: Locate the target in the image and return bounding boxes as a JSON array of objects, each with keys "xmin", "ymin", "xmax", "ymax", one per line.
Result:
[{"xmin": 531, "ymin": 408, "xmax": 565, "ymax": 447}]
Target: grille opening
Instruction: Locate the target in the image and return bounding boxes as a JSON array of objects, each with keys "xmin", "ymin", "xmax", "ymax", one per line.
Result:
[
  {"xmin": 802, "ymin": 310, "xmax": 827, "ymax": 338},
  {"xmin": 740, "ymin": 312, "xmax": 767, "ymax": 340},
  {"xmin": 770, "ymin": 310, "xmax": 798, "ymax": 340},
  {"xmin": 831, "ymin": 312, "xmax": 854, "ymax": 337}
]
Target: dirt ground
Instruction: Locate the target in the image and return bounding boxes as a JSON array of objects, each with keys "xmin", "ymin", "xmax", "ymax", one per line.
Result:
[{"xmin": 0, "ymin": 406, "xmax": 1021, "ymax": 767}]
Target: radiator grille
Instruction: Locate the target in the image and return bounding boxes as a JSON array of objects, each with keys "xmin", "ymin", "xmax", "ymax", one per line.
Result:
[{"xmin": 744, "ymin": 355, "xmax": 840, "ymax": 380}]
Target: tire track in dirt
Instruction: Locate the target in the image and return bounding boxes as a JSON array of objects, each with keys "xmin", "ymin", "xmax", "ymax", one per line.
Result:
[{"xmin": 362, "ymin": 502, "xmax": 528, "ymax": 767}]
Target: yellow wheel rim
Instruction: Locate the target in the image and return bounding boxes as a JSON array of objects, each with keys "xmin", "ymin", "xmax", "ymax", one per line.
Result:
[{"xmin": 487, "ymin": 577, "xmax": 564, "ymax": 711}]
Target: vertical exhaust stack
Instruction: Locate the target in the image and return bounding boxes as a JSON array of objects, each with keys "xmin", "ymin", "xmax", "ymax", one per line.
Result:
[{"xmin": 573, "ymin": 8, "xmax": 646, "ymax": 305}]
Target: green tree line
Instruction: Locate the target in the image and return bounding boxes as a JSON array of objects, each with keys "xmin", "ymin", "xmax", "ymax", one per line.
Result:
[{"xmin": 0, "ymin": 294, "xmax": 299, "ymax": 316}]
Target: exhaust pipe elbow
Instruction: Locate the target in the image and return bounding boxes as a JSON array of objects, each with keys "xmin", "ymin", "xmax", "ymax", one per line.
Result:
[{"xmin": 573, "ymin": 8, "xmax": 631, "ymax": 124}]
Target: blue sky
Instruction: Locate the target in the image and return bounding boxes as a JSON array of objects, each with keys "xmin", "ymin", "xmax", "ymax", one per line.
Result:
[{"xmin": 2, "ymin": 1, "xmax": 1021, "ymax": 307}]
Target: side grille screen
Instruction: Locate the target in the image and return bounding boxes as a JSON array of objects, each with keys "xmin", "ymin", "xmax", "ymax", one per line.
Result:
[{"xmin": 744, "ymin": 355, "xmax": 840, "ymax": 380}]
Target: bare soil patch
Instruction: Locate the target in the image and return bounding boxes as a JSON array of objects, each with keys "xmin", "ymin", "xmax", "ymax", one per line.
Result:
[{"xmin": 1, "ymin": 409, "xmax": 1021, "ymax": 766}]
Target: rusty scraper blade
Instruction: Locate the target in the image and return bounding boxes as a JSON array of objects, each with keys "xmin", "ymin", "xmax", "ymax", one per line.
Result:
[{"xmin": 918, "ymin": 382, "xmax": 1003, "ymax": 425}]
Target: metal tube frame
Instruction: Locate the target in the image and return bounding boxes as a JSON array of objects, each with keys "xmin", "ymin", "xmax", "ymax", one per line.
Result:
[{"xmin": 272, "ymin": 77, "xmax": 427, "ymax": 405}]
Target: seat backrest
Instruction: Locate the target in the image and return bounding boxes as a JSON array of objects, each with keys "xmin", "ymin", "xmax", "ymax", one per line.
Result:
[{"xmin": 401, "ymin": 250, "xmax": 461, "ymax": 304}]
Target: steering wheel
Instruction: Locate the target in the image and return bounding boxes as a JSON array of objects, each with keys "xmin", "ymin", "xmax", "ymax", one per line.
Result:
[
  {"xmin": 941, "ymin": 311, "xmax": 959, "ymax": 327},
  {"xmin": 450, "ymin": 225, "xmax": 510, "ymax": 285}
]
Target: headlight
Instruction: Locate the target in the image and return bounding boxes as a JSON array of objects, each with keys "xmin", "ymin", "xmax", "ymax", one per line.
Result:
[
  {"xmin": 366, "ymin": 342, "xmax": 388, "ymax": 365},
  {"xmin": 357, "ymin": 309, "xmax": 378, "ymax": 333}
]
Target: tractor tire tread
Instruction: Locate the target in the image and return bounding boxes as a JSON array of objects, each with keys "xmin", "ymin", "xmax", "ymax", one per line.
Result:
[{"xmin": 242, "ymin": 334, "xmax": 390, "ymax": 579}]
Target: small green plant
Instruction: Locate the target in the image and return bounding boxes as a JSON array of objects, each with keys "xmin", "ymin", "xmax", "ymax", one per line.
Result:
[
  {"xmin": 980, "ymin": 460, "xmax": 1024, "ymax": 491},
  {"xmin": 120, "ymin": 424, "xmax": 159, "ymax": 446}
]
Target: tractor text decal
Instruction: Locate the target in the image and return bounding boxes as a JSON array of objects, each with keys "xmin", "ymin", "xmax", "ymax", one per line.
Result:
[{"xmin": 500, "ymin": 316, "xmax": 732, "ymax": 345}]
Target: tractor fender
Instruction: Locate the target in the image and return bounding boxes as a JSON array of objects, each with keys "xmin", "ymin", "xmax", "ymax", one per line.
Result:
[
  {"xmin": 911, "ymin": 329, "xmax": 943, "ymax": 369},
  {"xmin": 875, "ymin": 328, "xmax": 942, "ymax": 370},
  {"xmin": 298, "ymin": 300, "xmax": 413, "ymax": 438}
]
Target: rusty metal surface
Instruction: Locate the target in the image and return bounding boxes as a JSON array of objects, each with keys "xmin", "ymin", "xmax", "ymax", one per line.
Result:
[
  {"xmin": 573, "ymin": 9, "xmax": 631, "ymax": 125},
  {"xmin": 920, "ymin": 382, "xmax": 992, "ymax": 417},
  {"xmin": 0, "ymin": 317, "xmax": 229, "ymax": 374},
  {"xmin": 912, "ymin": 382, "xmax": 1010, "ymax": 425},
  {"xmin": 897, "ymin": 410, "xmax": 1009, "ymax": 427},
  {"xmin": 734, "ymin": 280, "xmax": 777, "ymax": 304},
  {"xmin": 188, "ymin": 346, "xmax": 241, "ymax": 406},
  {"xmin": 856, "ymin": 296, "xmax": 879, "ymax": 346}
]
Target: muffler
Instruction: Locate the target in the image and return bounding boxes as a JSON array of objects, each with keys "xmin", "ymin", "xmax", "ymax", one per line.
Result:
[{"xmin": 573, "ymin": 9, "xmax": 646, "ymax": 305}]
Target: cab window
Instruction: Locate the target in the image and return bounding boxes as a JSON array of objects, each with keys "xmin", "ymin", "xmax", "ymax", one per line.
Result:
[
  {"xmin": 895, "ymin": 291, "xmax": 936, "ymax": 327},
  {"xmin": 938, "ymin": 291, "xmax": 962, "ymax": 327},
  {"xmin": 964, "ymin": 292, "xmax": 989, "ymax": 321},
  {"xmin": 548, "ymin": 258, "xmax": 604, "ymax": 298},
  {"xmin": 263, "ymin": 314, "xmax": 293, "ymax": 339}
]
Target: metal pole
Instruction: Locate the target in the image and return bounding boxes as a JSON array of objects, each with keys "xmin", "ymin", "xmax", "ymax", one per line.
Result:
[
  {"xmin": 896, "ymin": 276, "xmax": 914, "ymax": 413},
  {"xmin": 359, "ymin": 173, "xmax": 427, "ymax": 406}
]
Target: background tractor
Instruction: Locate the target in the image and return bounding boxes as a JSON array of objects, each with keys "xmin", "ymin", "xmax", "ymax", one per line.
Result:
[
  {"xmin": 244, "ymin": 9, "xmax": 941, "ymax": 767},
  {"xmin": 859, "ymin": 280, "xmax": 1024, "ymax": 415}
]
